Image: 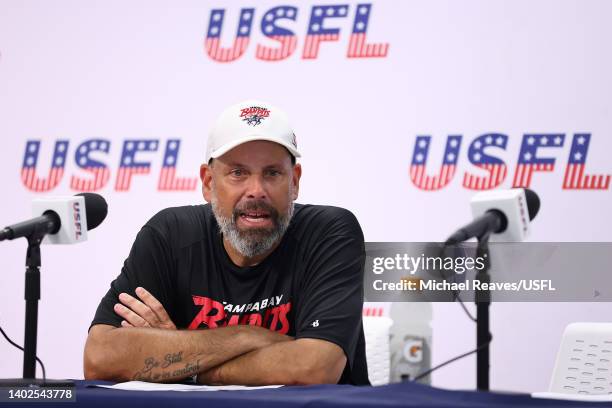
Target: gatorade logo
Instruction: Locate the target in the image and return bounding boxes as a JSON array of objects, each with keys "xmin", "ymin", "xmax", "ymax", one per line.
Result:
[{"xmin": 403, "ymin": 338, "xmax": 423, "ymax": 363}]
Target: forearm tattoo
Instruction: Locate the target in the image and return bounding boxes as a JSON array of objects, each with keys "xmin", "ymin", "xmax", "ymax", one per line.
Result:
[{"xmin": 132, "ymin": 351, "xmax": 201, "ymax": 381}]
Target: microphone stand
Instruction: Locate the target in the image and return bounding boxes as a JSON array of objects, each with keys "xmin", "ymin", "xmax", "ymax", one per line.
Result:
[
  {"xmin": 475, "ymin": 233, "xmax": 493, "ymax": 391},
  {"xmin": 0, "ymin": 230, "xmax": 73, "ymax": 387},
  {"xmin": 23, "ymin": 232, "xmax": 44, "ymax": 379}
]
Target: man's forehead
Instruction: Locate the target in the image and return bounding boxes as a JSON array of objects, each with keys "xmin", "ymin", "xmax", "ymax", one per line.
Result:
[
  {"xmin": 213, "ymin": 141, "xmax": 293, "ymax": 167},
  {"xmin": 215, "ymin": 158, "xmax": 288, "ymax": 168}
]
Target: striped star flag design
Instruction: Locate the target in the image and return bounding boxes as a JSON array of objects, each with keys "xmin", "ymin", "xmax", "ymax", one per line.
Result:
[
  {"xmin": 70, "ymin": 139, "xmax": 111, "ymax": 191},
  {"xmin": 158, "ymin": 140, "xmax": 198, "ymax": 191},
  {"xmin": 205, "ymin": 9, "xmax": 253, "ymax": 63},
  {"xmin": 115, "ymin": 140, "xmax": 158, "ymax": 191},
  {"xmin": 512, "ymin": 134, "xmax": 564, "ymax": 188},
  {"xmin": 303, "ymin": 5, "xmax": 346, "ymax": 59},
  {"xmin": 21, "ymin": 140, "xmax": 68, "ymax": 192},
  {"xmin": 347, "ymin": 4, "xmax": 389, "ymax": 58},
  {"xmin": 563, "ymin": 133, "xmax": 611, "ymax": 190},
  {"xmin": 462, "ymin": 134, "xmax": 508, "ymax": 190},
  {"xmin": 256, "ymin": 6, "xmax": 298, "ymax": 61},
  {"xmin": 410, "ymin": 136, "xmax": 462, "ymax": 191}
]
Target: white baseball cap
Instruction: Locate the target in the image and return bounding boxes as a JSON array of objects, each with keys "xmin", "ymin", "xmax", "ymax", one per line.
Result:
[{"xmin": 205, "ymin": 99, "xmax": 301, "ymax": 163}]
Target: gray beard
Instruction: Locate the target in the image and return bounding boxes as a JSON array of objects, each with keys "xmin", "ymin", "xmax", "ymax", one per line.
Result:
[{"xmin": 210, "ymin": 193, "xmax": 294, "ymax": 259}]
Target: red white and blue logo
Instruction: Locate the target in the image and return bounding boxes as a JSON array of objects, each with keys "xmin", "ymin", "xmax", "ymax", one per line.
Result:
[
  {"xmin": 20, "ymin": 138, "xmax": 197, "ymax": 193},
  {"xmin": 204, "ymin": 3, "xmax": 389, "ymax": 62},
  {"xmin": 410, "ymin": 133, "xmax": 610, "ymax": 191},
  {"xmin": 18, "ymin": 133, "xmax": 610, "ymax": 193}
]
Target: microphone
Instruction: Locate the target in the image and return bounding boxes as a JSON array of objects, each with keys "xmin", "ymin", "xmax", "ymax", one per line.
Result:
[
  {"xmin": 0, "ymin": 193, "xmax": 108, "ymax": 244},
  {"xmin": 445, "ymin": 188, "xmax": 540, "ymax": 245}
]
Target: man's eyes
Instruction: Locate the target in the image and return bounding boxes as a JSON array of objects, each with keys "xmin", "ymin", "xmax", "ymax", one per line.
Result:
[
  {"xmin": 265, "ymin": 169, "xmax": 281, "ymax": 177},
  {"xmin": 228, "ymin": 169, "xmax": 282, "ymax": 177}
]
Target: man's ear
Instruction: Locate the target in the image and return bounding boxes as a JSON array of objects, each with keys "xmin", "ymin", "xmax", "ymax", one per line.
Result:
[
  {"xmin": 291, "ymin": 163, "xmax": 302, "ymax": 201},
  {"xmin": 200, "ymin": 163, "xmax": 213, "ymax": 202}
]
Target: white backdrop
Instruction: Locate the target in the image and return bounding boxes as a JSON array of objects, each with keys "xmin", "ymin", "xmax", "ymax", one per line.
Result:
[{"xmin": 1, "ymin": 0, "xmax": 611, "ymax": 392}]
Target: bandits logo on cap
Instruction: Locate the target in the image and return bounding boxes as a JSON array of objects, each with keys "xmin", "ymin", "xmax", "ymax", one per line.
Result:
[{"xmin": 240, "ymin": 106, "xmax": 270, "ymax": 126}]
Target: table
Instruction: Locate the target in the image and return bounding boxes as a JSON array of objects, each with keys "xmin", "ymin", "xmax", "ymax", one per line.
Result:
[{"xmin": 5, "ymin": 380, "xmax": 611, "ymax": 408}]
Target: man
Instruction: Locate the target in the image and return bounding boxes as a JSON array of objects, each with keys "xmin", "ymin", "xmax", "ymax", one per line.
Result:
[{"xmin": 84, "ymin": 100, "xmax": 369, "ymax": 385}]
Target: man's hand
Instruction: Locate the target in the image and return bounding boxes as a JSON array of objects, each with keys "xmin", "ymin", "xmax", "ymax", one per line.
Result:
[{"xmin": 114, "ymin": 287, "xmax": 176, "ymax": 330}]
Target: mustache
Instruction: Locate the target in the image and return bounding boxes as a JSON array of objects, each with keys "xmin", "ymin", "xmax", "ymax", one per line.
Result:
[{"xmin": 232, "ymin": 200, "xmax": 280, "ymax": 220}]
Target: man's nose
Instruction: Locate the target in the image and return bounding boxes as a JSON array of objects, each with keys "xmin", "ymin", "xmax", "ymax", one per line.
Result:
[{"xmin": 245, "ymin": 175, "xmax": 267, "ymax": 200}]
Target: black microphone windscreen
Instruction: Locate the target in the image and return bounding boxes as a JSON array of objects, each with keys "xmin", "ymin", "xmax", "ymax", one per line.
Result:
[
  {"xmin": 76, "ymin": 193, "xmax": 108, "ymax": 230},
  {"xmin": 524, "ymin": 188, "xmax": 540, "ymax": 221}
]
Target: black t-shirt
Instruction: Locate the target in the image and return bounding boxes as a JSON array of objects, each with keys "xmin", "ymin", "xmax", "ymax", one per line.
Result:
[{"xmin": 91, "ymin": 203, "xmax": 369, "ymax": 385}]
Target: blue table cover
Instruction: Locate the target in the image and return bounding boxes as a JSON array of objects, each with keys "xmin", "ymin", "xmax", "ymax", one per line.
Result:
[{"xmin": 7, "ymin": 380, "xmax": 611, "ymax": 408}]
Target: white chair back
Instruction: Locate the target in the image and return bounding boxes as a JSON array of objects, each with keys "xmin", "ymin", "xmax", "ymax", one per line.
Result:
[
  {"xmin": 550, "ymin": 322, "xmax": 612, "ymax": 395},
  {"xmin": 362, "ymin": 303, "xmax": 393, "ymax": 385}
]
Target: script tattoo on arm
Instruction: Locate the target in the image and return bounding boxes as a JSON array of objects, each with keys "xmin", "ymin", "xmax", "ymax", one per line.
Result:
[{"xmin": 132, "ymin": 351, "xmax": 201, "ymax": 382}]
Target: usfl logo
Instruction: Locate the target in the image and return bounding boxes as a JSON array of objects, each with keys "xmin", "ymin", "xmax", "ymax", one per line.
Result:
[
  {"xmin": 19, "ymin": 133, "xmax": 609, "ymax": 193},
  {"xmin": 204, "ymin": 3, "xmax": 389, "ymax": 62},
  {"xmin": 20, "ymin": 138, "xmax": 197, "ymax": 192},
  {"xmin": 409, "ymin": 133, "xmax": 610, "ymax": 191}
]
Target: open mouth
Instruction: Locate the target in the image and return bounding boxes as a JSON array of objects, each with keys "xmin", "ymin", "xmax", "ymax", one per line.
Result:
[{"xmin": 239, "ymin": 210, "xmax": 272, "ymax": 224}]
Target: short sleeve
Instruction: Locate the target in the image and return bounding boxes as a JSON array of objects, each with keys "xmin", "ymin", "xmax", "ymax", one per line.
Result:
[
  {"xmin": 89, "ymin": 224, "xmax": 176, "ymax": 330},
  {"xmin": 293, "ymin": 209, "xmax": 365, "ymax": 370}
]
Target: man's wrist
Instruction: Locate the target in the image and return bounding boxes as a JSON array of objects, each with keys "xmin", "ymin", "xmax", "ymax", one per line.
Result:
[
  {"xmin": 211, "ymin": 364, "xmax": 223, "ymax": 384},
  {"xmin": 196, "ymin": 365, "xmax": 222, "ymax": 385}
]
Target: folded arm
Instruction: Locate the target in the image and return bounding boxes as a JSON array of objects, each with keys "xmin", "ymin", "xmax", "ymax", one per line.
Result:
[
  {"xmin": 85, "ymin": 286, "xmax": 288, "ymax": 381},
  {"xmin": 197, "ymin": 337, "xmax": 347, "ymax": 386},
  {"xmin": 84, "ymin": 323, "xmax": 290, "ymax": 382},
  {"xmin": 85, "ymin": 287, "xmax": 345, "ymax": 385}
]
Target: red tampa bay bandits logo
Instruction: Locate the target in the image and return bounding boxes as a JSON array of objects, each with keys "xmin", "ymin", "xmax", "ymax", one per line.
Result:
[
  {"xmin": 241, "ymin": 106, "xmax": 270, "ymax": 126},
  {"xmin": 188, "ymin": 295, "xmax": 291, "ymax": 334}
]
